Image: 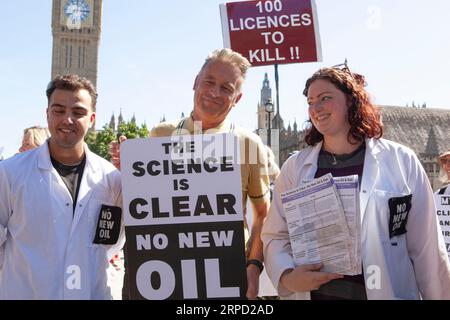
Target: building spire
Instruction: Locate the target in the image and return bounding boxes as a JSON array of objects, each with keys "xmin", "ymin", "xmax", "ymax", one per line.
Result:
[
  {"xmin": 118, "ymin": 108, "xmax": 124, "ymax": 125},
  {"xmin": 263, "ymin": 72, "xmax": 269, "ymax": 88},
  {"xmin": 109, "ymin": 112, "xmax": 116, "ymax": 131},
  {"xmin": 260, "ymin": 71, "xmax": 272, "ymax": 107},
  {"xmin": 425, "ymin": 126, "xmax": 439, "ymax": 156}
]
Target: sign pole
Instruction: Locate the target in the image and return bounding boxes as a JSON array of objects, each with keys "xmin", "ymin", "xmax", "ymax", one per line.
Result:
[
  {"xmin": 274, "ymin": 64, "xmax": 280, "ymax": 130},
  {"xmin": 220, "ymin": 0, "xmax": 322, "ymax": 164},
  {"xmin": 274, "ymin": 63, "xmax": 281, "ymax": 155}
]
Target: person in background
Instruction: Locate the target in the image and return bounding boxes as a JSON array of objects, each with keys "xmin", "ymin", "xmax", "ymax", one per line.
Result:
[
  {"xmin": 262, "ymin": 65, "xmax": 450, "ymax": 300},
  {"xmin": 0, "ymin": 74, "xmax": 124, "ymax": 299},
  {"xmin": 19, "ymin": 126, "xmax": 50, "ymax": 153},
  {"xmin": 110, "ymin": 48, "xmax": 271, "ymax": 300},
  {"xmin": 435, "ymin": 150, "xmax": 450, "ymax": 195}
]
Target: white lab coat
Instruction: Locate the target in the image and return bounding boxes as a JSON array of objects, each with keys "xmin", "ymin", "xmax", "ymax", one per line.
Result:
[
  {"xmin": 0, "ymin": 142, "xmax": 124, "ymax": 299},
  {"xmin": 262, "ymin": 138, "xmax": 450, "ymax": 300}
]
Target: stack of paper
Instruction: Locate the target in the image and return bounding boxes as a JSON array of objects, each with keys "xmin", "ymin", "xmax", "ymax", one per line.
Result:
[
  {"xmin": 281, "ymin": 173, "xmax": 361, "ymax": 275},
  {"xmin": 333, "ymin": 175, "xmax": 361, "ymax": 275}
]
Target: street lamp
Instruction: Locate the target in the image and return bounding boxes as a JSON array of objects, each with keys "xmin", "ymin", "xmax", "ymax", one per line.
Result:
[{"xmin": 265, "ymin": 98, "xmax": 274, "ymax": 148}]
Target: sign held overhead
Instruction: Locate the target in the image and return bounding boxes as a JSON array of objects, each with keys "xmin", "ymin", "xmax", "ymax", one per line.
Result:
[{"xmin": 220, "ymin": 0, "xmax": 322, "ymax": 66}]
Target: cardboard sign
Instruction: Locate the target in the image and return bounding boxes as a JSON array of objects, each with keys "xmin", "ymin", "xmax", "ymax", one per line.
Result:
[
  {"xmin": 435, "ymin": 194, "xmax": 450, "ymax": 259},
  {"xmin": 121, "ymin": 134, "xmax": 247, "ymax": 299},
  {"xmin": 220, "ymin": 0, "xmax": 322, "ymax": 66}
]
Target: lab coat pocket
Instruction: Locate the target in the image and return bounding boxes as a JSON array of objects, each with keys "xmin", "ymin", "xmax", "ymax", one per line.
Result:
[
  {"xmin": 373, "ymin": 190, "xmax": 417, "ymax": 299},
  {"xmin": 382, "ymin": 234, "xmax": 417, "ymax": 299},
  {"xmin": 372, "ymin": 189, "xmax": 411, "ymax": 241}
]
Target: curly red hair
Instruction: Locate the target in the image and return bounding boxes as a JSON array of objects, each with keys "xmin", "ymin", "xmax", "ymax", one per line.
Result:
[{"xmin": 303, "ymin": 67, "xmax": 383, "ymax": 146}]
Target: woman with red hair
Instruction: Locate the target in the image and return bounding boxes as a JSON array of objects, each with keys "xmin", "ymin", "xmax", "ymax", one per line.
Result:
[{"xmin": 262, "ymin": 65, "xmax": 450, "ymax": 300}]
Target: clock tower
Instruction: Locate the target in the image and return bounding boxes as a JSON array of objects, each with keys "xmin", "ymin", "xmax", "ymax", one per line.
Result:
[{"xmin": 51, "ymin": 0, "xmax": 102, "ymax": 92}]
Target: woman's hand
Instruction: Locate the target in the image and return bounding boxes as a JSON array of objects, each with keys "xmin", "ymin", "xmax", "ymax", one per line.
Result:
[{"xmin": 280, "ymin": 263, "xmax": 343, "ymax": 292}]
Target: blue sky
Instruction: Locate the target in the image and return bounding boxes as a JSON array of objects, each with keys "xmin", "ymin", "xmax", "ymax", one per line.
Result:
[{"xmin": 1, "ymin": 0, "xmax": 449, "ymax": 158}]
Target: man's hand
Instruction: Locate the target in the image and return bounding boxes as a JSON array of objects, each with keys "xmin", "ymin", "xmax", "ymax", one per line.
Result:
[
  {"xmin": 280, "ymin": 263, "xmax": 343, "ymax": 292},
  {"xmin": 108, "ymin": 135, "xmax": 127, "ymax": 170},
  {"xmin": 246, "ymin": 264, "xmax": 260, "ymax": 300}
]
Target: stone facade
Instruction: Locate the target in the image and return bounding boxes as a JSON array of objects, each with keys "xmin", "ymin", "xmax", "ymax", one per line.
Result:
[
  {"xmin": 51, "ymin": 0, "xmax": 102, "ymax": 94},
  {"xmin": 379, "ymin": 105, "xmax": 450, "ymax": 190},
  {"xmin": 255, "ymin": 75, "xmax": 450, "ymax": 190}
]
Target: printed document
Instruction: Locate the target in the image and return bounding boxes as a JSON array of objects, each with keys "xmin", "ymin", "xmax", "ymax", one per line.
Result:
[
  {"xmin": 334, "ymin": 175, "xmax": 361, "ymax": 275},
  {"xmin": 281, "ymin": 174, "xmax": 352, "ymax": 274}
]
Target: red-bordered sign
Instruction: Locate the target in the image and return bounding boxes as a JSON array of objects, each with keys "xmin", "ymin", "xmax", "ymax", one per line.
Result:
[{"xmin": 220, "ymin": 0, "xmax": 322, "ymax": 67}]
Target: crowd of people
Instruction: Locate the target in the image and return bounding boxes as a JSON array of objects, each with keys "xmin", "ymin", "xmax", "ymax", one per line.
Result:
[{"xmin": 0, "ymin": 48, "xmax": 449, "ymax": 300}]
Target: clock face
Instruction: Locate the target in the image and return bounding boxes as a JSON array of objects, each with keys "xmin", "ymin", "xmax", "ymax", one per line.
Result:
[{"xmin": 64, "ymin": 0, "xmax": 90, "ymax": 23}]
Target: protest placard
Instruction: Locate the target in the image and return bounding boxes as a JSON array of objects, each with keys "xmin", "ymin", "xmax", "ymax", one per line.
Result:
[{"xmin": 121, "ymin": 134, "xmax": 247, "ymax": 299}]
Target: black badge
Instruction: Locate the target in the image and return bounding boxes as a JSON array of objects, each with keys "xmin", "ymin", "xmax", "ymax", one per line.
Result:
[
  {"xmin": 93, "ymin": 205, "xmax": 121, "ymax": 245},
  {"xmin": 388, "ymin": 194, "xmax": 412, "ymax": 238},
  {"xmin": 441, "ymin": 195, "xmax": 450, "ymax": 205}
]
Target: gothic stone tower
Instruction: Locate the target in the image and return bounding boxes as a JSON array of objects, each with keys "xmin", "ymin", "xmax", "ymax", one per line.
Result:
[
  {"xmin": 257, "ymin": 73, "xmax": 273, "ymax": 130},
  {"xmin": 256, "ymin": 73, "xmax": 280, "ymax": 165},
  {"xmin": 51, "ymin": 0, "xmax": 102, "ymax": 93}
]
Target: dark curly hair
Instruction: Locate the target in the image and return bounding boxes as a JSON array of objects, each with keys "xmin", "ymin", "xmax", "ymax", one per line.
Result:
[
  {"xmin": 46, "ymin": 74, "xmax": 98, "ymax": 110},
  {"xmin": 302, "ymin": 67, "xmax": 383, "ymax": 146}
]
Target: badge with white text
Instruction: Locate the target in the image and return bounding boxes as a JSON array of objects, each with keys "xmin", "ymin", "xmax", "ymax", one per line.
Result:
[
  {"xmin": 388, "ymin": 194, "xmax": 412, "ymax": 238},
  {"xmin": 93, "ymin": 205, "xmax": 121, "ymax": 244}
]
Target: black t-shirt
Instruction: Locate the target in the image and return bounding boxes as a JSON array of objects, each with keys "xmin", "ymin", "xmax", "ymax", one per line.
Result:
[
  {"xmin": 315, "ymin": 142, "xmax": 366, "ymax": 183},
  {"xmin": 311, "ymin": 143, "xmax": 367, "ymax": 300},
  {"xmin": 51, "ymin": 155, "xmax": 86, "ymax": 213}
]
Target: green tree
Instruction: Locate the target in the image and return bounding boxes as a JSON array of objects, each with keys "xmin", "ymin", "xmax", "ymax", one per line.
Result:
[
  {"xmin": 117, "ymin": 121, "xmax": 149, "ymax": 140},
  {"xmin": 85, "ymin": 121, "xmax": 148, "ymax": 160}
]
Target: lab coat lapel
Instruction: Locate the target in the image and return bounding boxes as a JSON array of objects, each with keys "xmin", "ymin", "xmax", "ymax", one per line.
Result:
[
  {"xmin": 70, "ymin": 146, "xmax": 101, "ymax": 237},
  {"xmin": 359, "ymin": 138, "xmax": 382, "ymax": 223},
  {"xmin": 38, "ymin": 142, "xmax": 73, "ymax": 208},
  {"xmin": 301, "ymin": 141, "xmax": 322, "ymax": 181}
]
